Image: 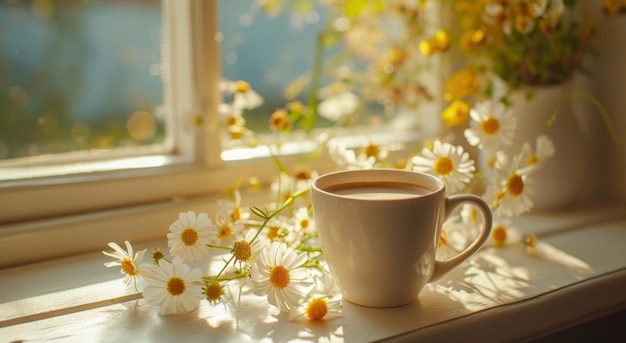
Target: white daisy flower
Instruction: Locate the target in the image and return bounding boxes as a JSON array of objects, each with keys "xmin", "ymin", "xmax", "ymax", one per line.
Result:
[
  {"xmin": 265, "ymin": 215, "xmax": 297, "ymax": 246},
  {"xmin": 464, "ymin": 99, "xmax": 517, "ymax": 151},
  {"xmin": 167, "ymin": 211, "xmax": 218, "ymax": 263},
  {"xmin": 218, "ymin": 103, "xmax": 248, "ymax": 140},
  {"xmin": 361, "ymin": 142, "xmax": 389, "ymax": 163},
  {"xmin": 521, "ymin": 135, "xmax": 555, "ymax": 169},
  {"xmin": 220, "ymin": 79, "xmax": 264, "ymax": 111},
  {"xmin": 294, "ymin": 207, "xmax": 316, "ymax": 235},
  {"xmin": 483, "ymin": 153, "xmax": 534, "ymax": 217},
  {"xmin": 412, "ymin": 140, "xmax": 475, "ymax": 193},
  {"xmin": 328, "ymin": 141, "xmax": 375, "ymax": 170},
  {"xmin": 140, "ymin": 257, "xmax": 204, "ymax": 315},
  {"xmin": 216, "ymin": 190, "xmax": 249, "ymax": 223},
  {"xmin": 486, "ymin": 217, "xmax": 523, "ymax": 248},
  {"xmin": 103, "ymin": 240, "xmax": 146, "ymax": 287},
  {"xmin": 270, "ymin": 172, "xmax": 296, "ymax": 201},
  {"xmin": 215, "ymin": 216, "xmax": 245, "ymax": 244},
  {"xmin": 286, "ymin": 207, "xmax": 319, "ymax": 253},
  {"xmin": 288, "ymin": 267, "xmax": 342, "ymax": 321},
  {"xmin": 288, "ymin": 296, "xmax": 343, "ymax": 322},
  {"xmin": 317, "ymin": 82, "xmax": 360, "ymax": 122},
  {"xmin": 271, "ymin": 171, "xmax": 315, "ymax": 208},
  {"xmin": 251, "ymin": 242, "xmax": 312, "ymax": 311}
]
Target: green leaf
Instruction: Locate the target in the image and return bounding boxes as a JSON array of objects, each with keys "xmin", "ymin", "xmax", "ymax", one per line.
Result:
[{"xmin": 250, "ymin": 206, "xmax": 269, "ymax": 220}]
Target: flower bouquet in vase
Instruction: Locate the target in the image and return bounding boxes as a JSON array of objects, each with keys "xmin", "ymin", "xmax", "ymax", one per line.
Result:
[{"xmin": 436, "ymin": 0, "xmax": 616, "ymax": 211}]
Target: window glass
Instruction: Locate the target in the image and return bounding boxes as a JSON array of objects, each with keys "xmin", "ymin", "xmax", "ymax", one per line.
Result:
[
  {"xmin": 0, "ymin": 0, "xmax": 164, "ymax": 161},
  {"xmin": 217, "ymin": 1, "xmax": 440, "ymax": 140},
  {"xmin": 218, "ymin": 1, "xmax": 327, "ymax": 133}
]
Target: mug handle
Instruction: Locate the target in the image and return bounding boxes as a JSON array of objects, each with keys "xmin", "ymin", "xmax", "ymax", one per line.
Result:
[{"xmin": 429, "ymin": 194, "xmax": 493, "ymax": 282}]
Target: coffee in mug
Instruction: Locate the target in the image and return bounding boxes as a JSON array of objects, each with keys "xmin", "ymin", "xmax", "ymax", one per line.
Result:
[
  {"xmin": 324, "ymin": 181, "xmax": 431, "ymax": 199},
  {"xmin": 311, "ymin": 168, "xmax": 492, "ymax": 308}
]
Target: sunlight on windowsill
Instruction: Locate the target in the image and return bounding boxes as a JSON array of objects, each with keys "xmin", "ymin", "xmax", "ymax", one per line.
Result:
[{"xmin": 0, "ymin": 154, "xmax": 193, "ymax": 182}]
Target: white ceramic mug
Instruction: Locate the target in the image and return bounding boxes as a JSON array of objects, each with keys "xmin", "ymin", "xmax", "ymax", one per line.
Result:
[{"xmin": 311, "ymin": 169, "xmax": 492, "ymax": 308}]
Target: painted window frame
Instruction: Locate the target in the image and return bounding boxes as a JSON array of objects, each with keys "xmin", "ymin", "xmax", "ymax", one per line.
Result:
[{"xmin": 0, "ymin": 0, "xmax": 442, "ymax": 268}]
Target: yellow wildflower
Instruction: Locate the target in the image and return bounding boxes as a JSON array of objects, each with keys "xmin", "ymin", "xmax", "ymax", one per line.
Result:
[
  {"xmin": 460, "ymin": 29, "xmax": 486, "ymax": 51},
  {"xmin": 420, "ymin": 29, "xmax": 451, "ymax": 57},
  {"xmin": 441, "ymin": 99, "xmax": 470, "ymax": 126},
  {"xmin": 444, "ymin": 68, "xmax": 480, "ymax": 101}
]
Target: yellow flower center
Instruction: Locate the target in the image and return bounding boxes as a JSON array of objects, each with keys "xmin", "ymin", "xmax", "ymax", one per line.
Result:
[
  {"xmin": 269, "ymin": 109, "xmax": 290, "ymax": 131},
  {"xmin": 527, "ymin": 155, "xmax": 539, "ymax": 165},
  {"xmin": 267, "ymin": 227, "xmax": 279, "ymax": 241},
  {"xmin": 481, "ymin": 117, "xmax": 500, "ymax": 135},
  {"xmin": 433, "ymin": 156, "xmax": 454, "ymax": 176},
  {"xmin": 233, "ymin": 240, "xmax": 252, "ymax": 261},
  {"xmin": 192, "ymin": 115, "xmax": 204, "ymax": 127},
  {"xmin": 507, "ymin": 174, "xmax": 524, "ymax": 197},
  {"xmin": 218, "ymin": 225, "xmax": 233, "ymax": 240},
  {"xmin": 294, "ymin": 169, "xmax": 311, "ymax": 180},
  {"xmin": 226, "ymin": 115, "xmax": 238, "ymax": 126},
  {"xmin": 470, "ymin": 208, "xmax": 478, "ymax": 223},
  {"xmin": 205, "ymin": 282, "xmax": 224, "ymax": 303},
  {"xmin": 269, "ymin": 265, "xmax": 290, "ymax": 289},
  {"xmin": 362, "ymin": 143, "xmax": 380, "ymax": 159},
  {"xmin": 300, "ymin": 219, "xmax": 309, "ymax": 230},
  {"xmin": 151, "ymin": 249, "xmax": 165, "ymax": 262},
  {"xmin": 167, "ymin": 277, "xmax": 186, "ymax": 296},
  {"xmin": 492, "ymin": 226, "xmax": 507, "ymax": 246},
  {"xmin": 181, "ymin": 228, "xmax": 199, "ymax": 246},
  {"xmin": 438, "ymin": 228, "xmax": 448, "ymax": 247},
  {"xmin": 235, "ymin": 80, "xmax": 250, "ymax": 93},
  {"xmin": 231, "ymin": 207, "xmax": 242, "ymax": 222},
  {"xmin": 306, "ymin": 297, "xmax": 329, "ymax": 321},
  {"xmin": 121, "ymin": 258, "xmax": 137, "ymax": 276}
]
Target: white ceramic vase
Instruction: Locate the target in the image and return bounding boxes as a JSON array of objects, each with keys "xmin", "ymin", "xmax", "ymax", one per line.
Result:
[{"xmin": 508, "ymin": 82, "xmax": 589, "ymax": 211}]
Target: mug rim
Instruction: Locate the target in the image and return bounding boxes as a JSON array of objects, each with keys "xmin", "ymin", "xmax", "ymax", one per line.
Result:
[{"xmin": 312, "ymin": 168, "xmax": 445, "ymax": 201}]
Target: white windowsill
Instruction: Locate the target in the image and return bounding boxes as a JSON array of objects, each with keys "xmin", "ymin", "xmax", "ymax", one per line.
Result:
[{"xmin": 1, "ymin": 201, "xmax": 625, "ymax": 342}]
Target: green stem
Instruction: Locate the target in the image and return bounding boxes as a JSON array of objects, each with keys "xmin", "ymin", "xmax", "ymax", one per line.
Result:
[
  {"xmin": 211, "ymin": 185, "xmax": 312, "ymax": 282},
  {"xmin": 572, "ymin": 87, "xmax": 623, "ymax": 144},
  {"xmin": 305, "ymin": 31, "xmax": 326, "ymax": 132},
  {"xmin": 212, "ymin": 254, "xmax": 236, "ymax": 282},
  {"xmin": 204, "ymin": 272, "xmax": 249, "ymax": 283},
  {"xmin": 250, "ymin": 185, "xmax": 312, "ymax": 244},
  {"xmin": 207, "ymin": 244, "xmax": 234, "ymax": 251}
]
